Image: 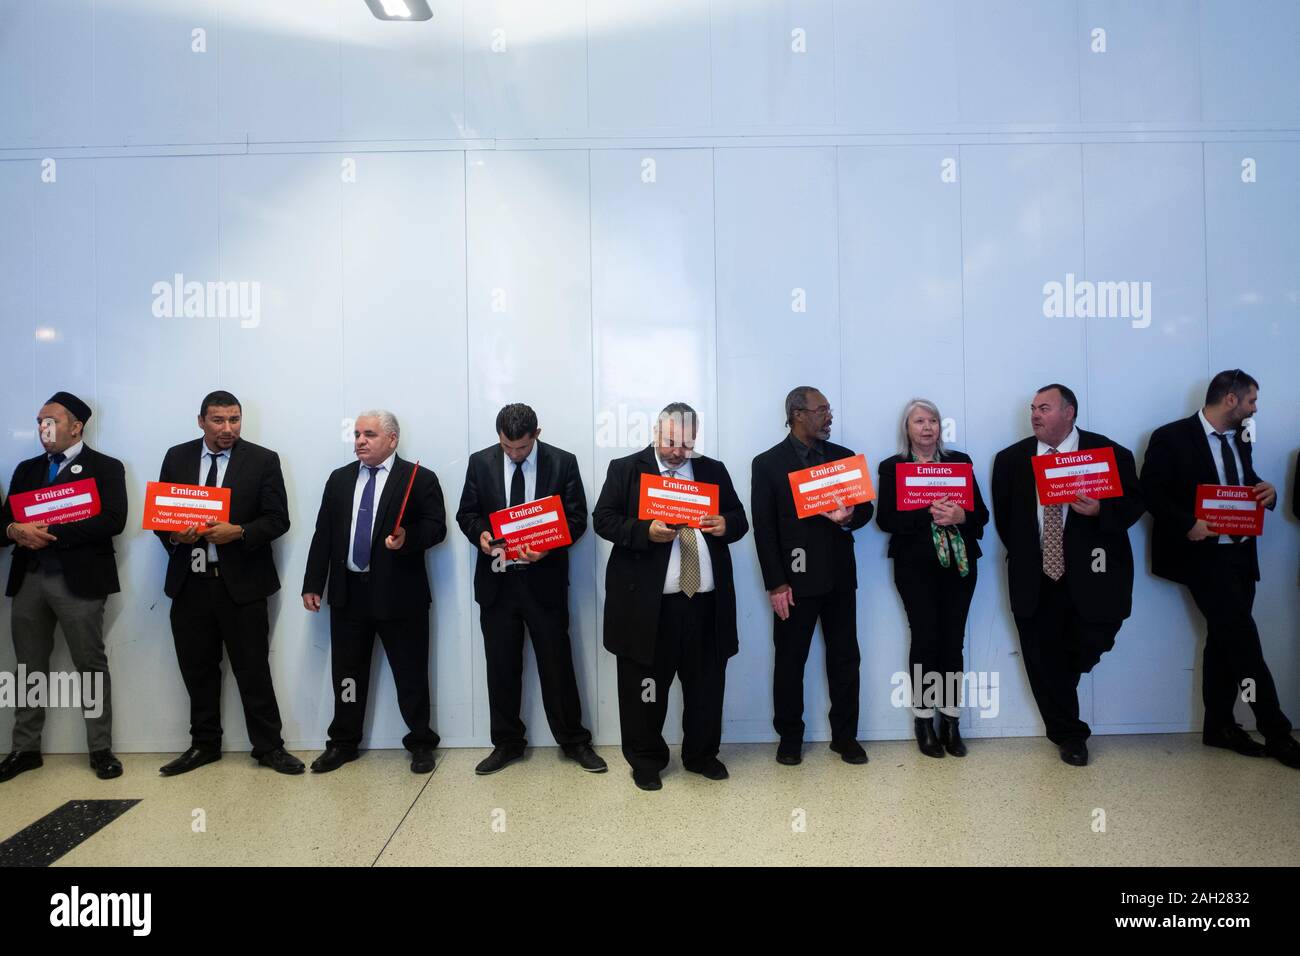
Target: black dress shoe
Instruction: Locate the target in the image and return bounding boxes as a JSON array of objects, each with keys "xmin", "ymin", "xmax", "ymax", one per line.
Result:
[
  {"xmin": 159, "ymin": 747, "xmax": 222, "ymax": 776},
  {"xmin": 776, "ymin": 739, "xmax": 802, "ymax": 765},
  {"xmin": 829, "ymin": 739, "xmax": 869, "ymax": 764},
  {"xmin": 938, "ymin": 714, "xmax": 967, "ymax": 757},
  {"xmin": 685, "ymin": 757, "xmax": 729, "ymax": 780},
  {"xmin": 310, "ymin": 745, "xmax": 360, "ymax": 773},
  {"xmin": 475, "ymin": 746, "xmax": 525, "ymax": 775},
  {"xmin": 1203, "ymin": 725, "xmax": 1267, "ymax": 757},
  {"xmin": 914, "ymin": 717, "xmax": 945, "ymax": 758},
  {"xmin": 1264, "ymin": 736, "xmax": 1300, "ymax": 770},
  {"xmin": 561, "ymin": 743, "xmax": 608, "ymax": 773},
  {"xmin": 410, "ymin": 748, "xmax": 437, "ymax": 774},
  {"xmin": 0, "ymin": 750, "xmax": 43, "ymax": 782},
  {"xmin": 1059, "ymin": 739, "xmax": 1089, "ymax": 767},
  {"xmin": 631, "ymin": 769, "xmax": 662, "ymax": 791},
  {"xmin": 89, "ymin": 749, "xmax": 123, "ymax": 779},
  {"xmin": 256, "ymin": 747, "xmax": 305, "ymax": 775}
]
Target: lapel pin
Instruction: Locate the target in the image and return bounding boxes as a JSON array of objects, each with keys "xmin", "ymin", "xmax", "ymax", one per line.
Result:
[{"xmin": 70, "ymin": 464, "xmax": 83, "ymax": 475}]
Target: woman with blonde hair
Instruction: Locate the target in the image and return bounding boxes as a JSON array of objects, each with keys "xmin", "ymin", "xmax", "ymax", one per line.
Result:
[{"xmin": 876, "ymin": 399, "xmax": 988, "ymax": 757}]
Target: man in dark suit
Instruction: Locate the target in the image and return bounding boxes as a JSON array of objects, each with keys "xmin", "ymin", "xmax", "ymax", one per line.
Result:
[
  {"xmin": 0, "ymin": 392, "xmax": 126, "ymax": 782},
  {"xmin": 455, "ymin": 403, "xmax": 605, "ymax": 775},
  {"xmin": 155, "ymin": 390, "xmax": 303, "ymax": 776},
  {"xmin": 751, "ymin": 386, "xmax": 873, "ymax": 766},
  {"xmin": 1140, "ymin": 369, "xmax": 1299, "ymax": 769},
  {"xmin": 303, "ymin": 409, "xmax": 445, "ymax": 775},
  {"xmin": 991, "ymin": 383, "xmax": 1144, "ymax": 767},
  {"xmin": 594, "ymin": 403, "xmax": 749, "ymax": 791}
]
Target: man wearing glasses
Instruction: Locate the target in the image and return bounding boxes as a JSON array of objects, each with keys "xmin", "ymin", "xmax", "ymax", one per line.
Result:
[{"xmin": 751, "ymin": 386, "xmax": 874, "ymax": 767}]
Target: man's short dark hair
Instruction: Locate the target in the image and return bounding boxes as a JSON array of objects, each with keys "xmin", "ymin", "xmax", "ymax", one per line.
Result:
[
  {"xmin": 495, "ymin": 403, "xmax": 538, "ymax": 441},
  {"xmin": 1205, "ymin": 369, "xmax": 1259, "ymax": 406},
  {"xmin": 784, "ymin": 386, "xmax": 819, "ymax": 428},
  {"xmin": 1036, "ymin": 383, "xmax": 1078, "ymax": 418},
  {"xmin": 200, "ymin": 390, "xmax": 241, "ymax": 418}
]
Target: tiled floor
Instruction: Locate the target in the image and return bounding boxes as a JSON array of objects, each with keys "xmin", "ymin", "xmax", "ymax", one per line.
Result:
[{"xmin": 2, "ymin": 734, "xmax": 1296, "ymax": 867}]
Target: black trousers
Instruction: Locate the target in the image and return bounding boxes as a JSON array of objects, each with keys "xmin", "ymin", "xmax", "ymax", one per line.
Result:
[
  {"xmin": 893, "ymin": 556, "xmax": 977, "ymax": 714},
  {"xmin": 616, "ymin": 591, "xmax": 724, "ymax": 773},
  {"xmin": 327, "ymin": 571, "xmax": 439, "ymax": 753},
  {"xmin": 479, "ymin": 570, "xmax": 591, "ymax": 749},
  {"xmin": 772, "ymin": 585, "xmax": 859, "ymax": 743},
  {"xmin": 1013, "ymin": 573, "xmax": 1120, "ymax": 744},
  {"xmin": 1186, "ymin": 545, "xmax": 1292, "ymax": 742},
  {"xmin": 169, "ymin": 573, "xmax": 284, "ymax": 756}
]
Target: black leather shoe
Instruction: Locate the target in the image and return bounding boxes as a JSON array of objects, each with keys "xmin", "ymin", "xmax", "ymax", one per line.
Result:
[
  {"xmin": 561, "ymin": 743, "xmax": 608, "ymax": 773},
  {"xmin": 159, "ymin": 747, "xmax": 221, "ymax": 776},
  {"xmin": 938, "ymin": 714, "xmax": 967, "ymax": 757},
  {"xmin": 631, "ymin": 768, "xmax": 662, "ymax": 791},
  {"xmin": 0, "ymin": 750, "xmax": 43, "ymax": 782},
  {"xmin": 310, "ymin": 745, "xmax": 360, "ymax": 773},
  {"xmin": 776, "ymin": 739, "xmax": 802, "ymax": 765},
  {"xmin": 1203, "ymin": 725, "xmax": 1267, "ymax": 757},
  {"xmin": 1059, "ymin": 739, "xmax": 1089, "ymax": 767},
  {"xmin": 475, "ymin": 746, "xmax": 525, "ymax": 775},
  {"xmin": 89, "ymin": 749, "xmax": 123, "ymax": 779},
  {"xmin": 685, "ymin": 757, "xmax": 729, "ymax": 780},
  {"xmin": 256, "ymin": 747, "xmax": 305, "ymax": 775},
  {"xmin": 915, "ymin": 717, "xmax": 945, "ymax": 758},
  {"xmin": 830, "ymin": 739, "xmax": 869, "ymax": 764},
  {"xmin": 1264, "ymin": 736, "xmax": 1300, "ymax": 770},
  {"xmin": 410, "ymin": 748, "xmax": 437, "ymax": 774}
]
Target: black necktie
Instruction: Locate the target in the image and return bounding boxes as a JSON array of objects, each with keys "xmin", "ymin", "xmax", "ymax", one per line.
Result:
[
  {"xmin": 1215, "ymin": 433, "xmax": 1240, "ymax": 486},
  {"xmin": 509, "ymin": 461, "xmax": 525, "ymax": 507},
  {"xmin": 204, "ymin": 452, "xmax": 219, "ymax": 487},
  {"xmin": 1214, "ymin": 433, "xmax": 1244, "ymax": 543}
]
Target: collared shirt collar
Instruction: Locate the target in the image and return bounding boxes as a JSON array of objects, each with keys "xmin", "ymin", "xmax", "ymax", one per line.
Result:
[
  {"xmin": 654, "ymin": 450, "xmax": 694, "ymax": 478},
  {"xmin": 503, "ymin": 441, "xmax": 538, "ymax": 472},
  {"xmin": 363, "ymin": 450, "xmax": 397, "ymax": 474},
  {"xmin": 1036, "ymin": 426, "xmax": 1079, "ymax": 456},
  {"xmin": 1198, "ymin": 408, "xmax": 1233, "ymax": 439},
  {"xmin": 52, "ymin": 440, "xmax": 84, "ymax": 464}
]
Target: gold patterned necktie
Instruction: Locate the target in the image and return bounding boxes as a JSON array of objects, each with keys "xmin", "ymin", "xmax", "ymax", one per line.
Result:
[
  {"xmin": 1042, "ymin": 446, "xmax": 1065, "ymax": 581},
  {"xmin": 667, "ymin": 469, "xmax": 700, "ymax": 597}
]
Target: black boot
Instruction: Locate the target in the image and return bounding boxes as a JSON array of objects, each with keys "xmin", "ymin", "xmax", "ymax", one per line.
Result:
[
  {"xmin": 938, "ymin": 714, "xmax": 967, "ymax": 757},
  {"xmin": 914, "ymin": 717, "xmax": 944, "ymax": 758}
]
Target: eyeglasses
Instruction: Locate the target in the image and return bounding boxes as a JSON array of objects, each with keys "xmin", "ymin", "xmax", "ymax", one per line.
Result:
[{"xmin": 798, "ymin": 405, "xmax": 832, "ymax": 417}]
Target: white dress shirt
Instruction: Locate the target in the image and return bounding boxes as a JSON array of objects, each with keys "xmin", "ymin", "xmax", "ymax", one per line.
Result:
[
  {"xmin": 198, "ymin": 442, "xmax": 231, "ymax": 562},
  {"xmin": 1036, "ymin": 426, "xmax": 1079, "ymax": 542},
  {"xmin": 49, "ymin": 439, "xmax": 84, "ymax": 478},
  {"xmin": 1198, "ymin": 409, "xmax": 1247, "ymax": 545},
  {"xmin": 347, "ymin": 450, "xmax": 396, "ymax": 572},
  {"xmin": 654, "ymin": 452, "xmax": 715, "ymax": 595}
]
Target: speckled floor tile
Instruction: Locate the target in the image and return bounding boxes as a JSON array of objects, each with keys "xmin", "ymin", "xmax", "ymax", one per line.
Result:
[
  {"xmin": 0, "ymin": 799, "xmax": 140, "ymax": 866},
  {"xmin": 2, "ymin": 735, "xmax": 1296, "ymax": 866},
  {"xmin": 376, "ymin": 735, "xmax": 1300, "ymax": 866}
]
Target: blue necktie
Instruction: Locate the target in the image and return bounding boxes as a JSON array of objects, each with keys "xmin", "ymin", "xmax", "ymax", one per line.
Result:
[
  {"xmin": 46, "ymin": 452, "xmax": 66, "ymax": 485},
  {"xmin": 352, "ymin": 466, "xmax": 379, "ymax": 571}
]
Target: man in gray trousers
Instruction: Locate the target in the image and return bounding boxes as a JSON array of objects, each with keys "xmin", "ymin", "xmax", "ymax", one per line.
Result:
[{"xmin": 0, "ymin": 391, "xmax": 128, "ymax": 781}]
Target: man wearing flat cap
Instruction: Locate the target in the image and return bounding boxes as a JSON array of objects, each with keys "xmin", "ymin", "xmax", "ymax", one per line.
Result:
[{"xmin": 0, "ymin": 392, "xmax": 128, "ymax": 782}]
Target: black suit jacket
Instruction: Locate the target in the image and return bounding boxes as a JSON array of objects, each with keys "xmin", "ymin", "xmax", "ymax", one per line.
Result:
[
  {"xmin": 593, "ymin": 446, "xmax": 749, "ymax": 668},
  {"xmin": 1140, "ymin": 413, "xmax": 1275, "ymax": 585},
  {"xmin": 156, "ymin": 438, "xmax": 290, "ymax": 603},
  {"xmin": 455, "ymin": 440, "xmax": 587, "ymax": 608},
  {"xmin": 302, "ymin": 456, "xmax": 446, "ymax": 619},
  {"xmin": 2, "ymin": 445, "xmax": 127, "ymax": 599},
  {"xmin": 991, "ymin": 430, "xmax": 1144, "ymax": 622},
  {"xmin": 875, "ymin": 450, "xmax": 989, "ymax": 564},
  {"xmin": 750, "ymin": 436, "xmax": 874, "ymax": 597}
]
